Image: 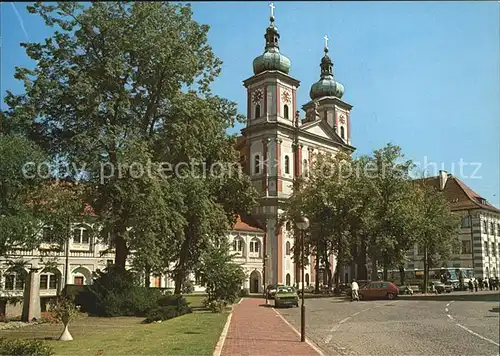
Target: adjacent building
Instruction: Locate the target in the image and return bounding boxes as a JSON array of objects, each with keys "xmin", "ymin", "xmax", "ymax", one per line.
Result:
[{"xmin": 406, "ymin": 171, "xmax": 500, "ymax": 279}]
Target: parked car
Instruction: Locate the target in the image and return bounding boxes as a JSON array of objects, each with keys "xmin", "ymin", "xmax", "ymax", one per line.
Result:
[
  {"xmin": 359, "ymin": 281, "xmax": 399, "ymax": 300},
  {"xmin": 274, "ymin": 286, "xmax": 299, "ymax": 308},
  {"xmin": 266, "ymin": 284, "xmax": 284, "ymax": 299},
  {"xmin": 344, "ymin": 280, "xmax": 371, "ymax": 297},
  {"xmin": 430, "ymin": 281, "xmax": 452, "ymax": 294}
]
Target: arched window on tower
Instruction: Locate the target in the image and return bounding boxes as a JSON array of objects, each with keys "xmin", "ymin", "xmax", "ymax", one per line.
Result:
[
  {"xmin": 255, "ymin": 104, "xmax": 261, "ymax": 119},
  {"xmin": 254, "ymin": 155, "xmax": 260, "ymax": 174},
  {"xmin": 340, "ymin": 126, "xmax": 345, "ymax": 139},
  {"xmin": 284, "ymin": 155, "xmax": 290, "ymax": 174},
  {"xmin": 284, "ymin": 105, "xmax": 289, "ymax": 119}
]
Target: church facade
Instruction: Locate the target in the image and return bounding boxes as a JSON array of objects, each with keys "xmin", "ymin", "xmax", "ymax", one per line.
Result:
[{"xmin": 234, "ymin": 8, "xmax": 355, "ymax": 290}]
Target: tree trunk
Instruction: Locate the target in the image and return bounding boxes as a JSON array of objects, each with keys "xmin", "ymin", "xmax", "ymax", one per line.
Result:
[
  {"xmin": 357, "ymin": 238, "xmax": 367, "ymax": 280},
  {"xmin": 114, "ymin": 233, "xmax": 128, "ymax": 270},
  {"xmin": 423, "ymin": 244, "xmax": 429, "ymax": 294},
  {"xmin": 334, "ymin": 259, "xmax": 341, "ymax": 286},
  {"xmin": 399, "ymin": 265, "xmax": 405, "ymax": 285},
  {"xmin": 370, "ymin": 253, "xmax": 378, "ymax": 281},
  {"xmin": 314, "ymin": 250, "xmax": 320, "ymax": 293},
  {"xmin": 144, "ymin": 265, "xmax": 151, "ymax": 288},
  {"xmin": 383, "ymin": 254, "xmax": 389, "ymax": 281},
  {"xmin": 174, "ymin": 237, "xmax": 190, "ymax": 294}
]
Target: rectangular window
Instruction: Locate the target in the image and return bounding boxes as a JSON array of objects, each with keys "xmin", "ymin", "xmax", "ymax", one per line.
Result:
[
  {"xmin": 73, "ymin": 229, "xmax": 81, "ymax": 243},
  {"xmin": 5, "ymin": 275, "xmax": 14, "ymax": 290},
  {"xmin": 14, "ymin": 275, "xmax": 24, "ymax": 290},
  {"xmin": 40, "ymin": 275, "xmax": 48, "ymax": 289},
  {"xmin": 250, "ymin": 242, "xmax": 254, "ymax": 253},
  {"xmin": 461, "ymin": 215, "xmax": 471, "ymax": 228},
  {"xmin": 461, "ymin": 241, "xmax": 472, "ymax": 254},
  {"xmin": 483, "ymin": 221, "xmax": 488, "ymax": 234},
  {"xmin": 490, "ymin": 222, "xmax": 495, "ymax": 235},
  {"xmin": 82, "ymin": 229, "xmax": 90, "ymax": 244},
  {"xmin": 484, "ymin": 241, "xmax": 489, "ymax": 256},
  {"xmin": 49, "ymin": 275, "xmax": 57, "ymax": 289}
]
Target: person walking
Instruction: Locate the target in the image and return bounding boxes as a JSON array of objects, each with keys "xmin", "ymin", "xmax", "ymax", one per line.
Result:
[
  {"xmin": 478, "ymin": 278, "xmax": 484, "ymax": 291},
  {"xmin": 351, "ymin": 279, "xmax": 359, "ymax": 301},
  {"xmin": 495, "ymin": 276, "xmax": 499, "ymax": 290},
  {"xmin": 474, "ymin": 279, "xmax": 478, "ymax": 292},
  {"xmin": 484, "ymin": 278, "xmax": 488, "ymax": 290},
  {"xmin": 468, "ymin": 279, "xmax": 473, "ymax": 292}
]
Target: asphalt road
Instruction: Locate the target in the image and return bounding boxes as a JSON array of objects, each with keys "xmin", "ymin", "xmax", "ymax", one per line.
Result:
[{"xmin": 277, "ymin": 292, "xmax": 500, "ymax": 356}]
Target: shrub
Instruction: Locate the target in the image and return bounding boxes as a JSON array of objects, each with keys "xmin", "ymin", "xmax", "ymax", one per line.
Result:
[
  {"xmin": 83, "ymin": 266, "xmax": 163, "ymax": 317},
  {"xmin": 181, "ymin": 279, "xmax": 195, "ymax": 294},
  {"xmin": 0, "ymin": 338, "xmax": 54, "ymax": 356},
  {"xmin": 203, "ymin": 299, "xmax": 226, "ymax": 313},
  {"xmin": 198, "ymin": 243, "xmax": 246, "ymax": 304},
  {"xmin": 48, "ymin": 297, "xmax": 79, "ymax": 324},
  {"xmin": 238, "ymin": 288, "xmax": 249, "ymax": 297},
  {"xmin": 143, "ymin": 296, "xmax": 192, "ymax": 324}
]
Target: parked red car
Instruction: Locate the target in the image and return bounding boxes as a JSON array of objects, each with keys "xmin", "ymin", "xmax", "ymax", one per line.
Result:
[{"xmin": 359, "ymin": 281, "xmax": 399, "ymax": 300}]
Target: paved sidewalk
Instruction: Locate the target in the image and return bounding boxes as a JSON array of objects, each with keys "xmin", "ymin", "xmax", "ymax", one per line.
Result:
[{"xmin": 220, "ymin": 298, "xmax": 321, "ymax": 356}]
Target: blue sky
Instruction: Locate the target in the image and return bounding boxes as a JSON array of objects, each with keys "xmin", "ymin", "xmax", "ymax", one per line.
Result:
[{"xmin": 1, "ymin": 2, "xmax": 499, "ymax": 206}]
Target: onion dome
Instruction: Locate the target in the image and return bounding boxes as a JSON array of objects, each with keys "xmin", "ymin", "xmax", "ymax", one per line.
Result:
[
  {"xmin": 309, "ymin": 38, "xmax": 344, "ymax": 100},
  {"xmin": 252, "ymin": 10, "xmax": 291, "ymax": 75}
]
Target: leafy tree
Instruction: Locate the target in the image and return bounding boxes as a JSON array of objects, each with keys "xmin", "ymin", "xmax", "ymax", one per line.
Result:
[
  {"xmin": 198, "ymin": 240, "xmax": 246, "ymax": 304},
  {"xmin": 363, "ymin": 144, "xmax": 415, "ymax": 280},
  {"xmin": 3, "ymin": 2, "xmax": 257, "ymax": 275},
  {"xmin": 412, "ymin": 182, "xmax": 460, "ymax": 293},
  {"xmin": 0, "ymin": 134, "xmax": 85, "ymax": 256}
]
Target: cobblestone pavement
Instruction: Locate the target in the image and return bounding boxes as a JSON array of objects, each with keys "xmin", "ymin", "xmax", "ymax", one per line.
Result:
[
  {"xmin": 220, "ymin": 298, "xmax": 320, "ymax": 356},
  {"xmin": 278, "ymin": 292, "xmax": 500, "ymax": 356}
]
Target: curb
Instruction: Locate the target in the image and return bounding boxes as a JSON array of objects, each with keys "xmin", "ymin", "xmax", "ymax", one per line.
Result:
[
  {"xmin": 213, "ymin": 298, "xmax": 243, "ymax": 356},
  {"xmin": 273, "ymin": 307, "xmax": 326, "ymax": 356}
]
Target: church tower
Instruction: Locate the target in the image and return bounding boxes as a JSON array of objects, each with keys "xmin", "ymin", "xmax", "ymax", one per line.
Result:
[
  {"xmin": 241, "ymin": 3, "xmax": 301, "ymax": 287},
  {"xmin": 303, "ymin": 36, "xmax": 353, "ymax": 146}
]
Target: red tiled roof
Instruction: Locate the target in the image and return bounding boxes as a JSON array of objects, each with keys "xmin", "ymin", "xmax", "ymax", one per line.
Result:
[
  {"xmin": 419, "ymin": 174, "xmax": 500, "ymax": 213},
  {"xmin": 232, "ymin": 215, "xmax": 264, "ymax": 232}
]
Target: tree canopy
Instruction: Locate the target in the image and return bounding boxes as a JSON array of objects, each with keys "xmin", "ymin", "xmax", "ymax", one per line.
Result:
[{"xmin": 2, "ymin": 2, "xmax": 258, "ymax": 292}]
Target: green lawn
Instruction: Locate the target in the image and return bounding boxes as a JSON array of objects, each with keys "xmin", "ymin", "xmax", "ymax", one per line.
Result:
[
  {"xmin": 1, "ymin": 311, "xmax": 228, "ymax": 356},
  {"xmin": 184, "ymin": 294, "xmax": 207, "ymax": 308}
]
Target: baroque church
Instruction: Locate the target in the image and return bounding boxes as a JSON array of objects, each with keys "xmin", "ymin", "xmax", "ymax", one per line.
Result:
[{"xmin": 234, "ymin": 4, "xmax": 355, "ymax": 292}]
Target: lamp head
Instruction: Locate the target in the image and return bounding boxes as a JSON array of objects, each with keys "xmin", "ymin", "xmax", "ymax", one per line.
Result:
[{"xmin": 295, "ymin": 216, "xmax": 310, "ymax": 231}]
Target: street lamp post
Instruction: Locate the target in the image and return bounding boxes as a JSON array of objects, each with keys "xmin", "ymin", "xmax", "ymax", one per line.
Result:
[
  {"xmin": 263, "ymin": 254, "xmax": 268, "ymax": 304},
  {"xmin": 295, "ymin": 215, "xmax": 310, "ymax": 343}
]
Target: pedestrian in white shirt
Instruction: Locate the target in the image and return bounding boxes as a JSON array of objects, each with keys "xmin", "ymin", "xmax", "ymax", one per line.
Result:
[{"xmin": 351, "ymin": 280, "xmax": 359, "ymax": 301}]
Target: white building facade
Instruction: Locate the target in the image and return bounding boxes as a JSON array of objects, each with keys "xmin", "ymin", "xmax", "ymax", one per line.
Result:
[{"xmin": 406, "ymin": 171, "xmax": 500, "ymax": 279}]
